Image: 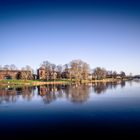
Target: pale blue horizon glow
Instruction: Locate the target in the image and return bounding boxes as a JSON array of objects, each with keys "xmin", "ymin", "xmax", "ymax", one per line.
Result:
[{"xmin": 0, "ymin": 1, "xmax": 140, "ymax": 75}]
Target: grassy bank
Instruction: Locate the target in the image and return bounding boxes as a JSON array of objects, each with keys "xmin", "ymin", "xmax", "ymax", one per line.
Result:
[
  {"xmin": 0, "ymin": 79, "xmax": 70, "ymax": 88},
  {"xmin": 0, "ymin": 78, "xmax": 131, "ymax": 88},
  {"xmin": 81, "ymin": 78, "xmax": 130, "ymax": 83}
]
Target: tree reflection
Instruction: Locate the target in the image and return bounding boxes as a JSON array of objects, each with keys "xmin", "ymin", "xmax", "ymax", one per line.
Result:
[
  {"xmin": 0, "ymin": 81, "xmax": 127, "ymax": 104},
  {"xmin": 37, "ymin": 84, "xmax": 90, "ymax": 104},
  {"xmin": 21, "ymin": 86, "xmax": 34, "ymax": 101},
  {"xmin": 0, "ymin": 88, "xmax": 17, "ymax": 104},
  {"xmin": 120, "ymin": 81, "xmax": 126, "ymax": 88},
  {"xmin": 38, "ymin": 85, "xmax": 65, "ymax": 104},
  {"xmin": 66, "ymin": 84, "xmax": 90, "ymax": 104},
  {"xmin": 92, "ymin": 81, "xmax": 126, "ymax": 94},
  {"xmin": 0, "ymin": 86, "xmax": 35, "ymax": 104},
  {"xmin": 93, "ymin": 83, "xmax": 107, "ymax": 94}
]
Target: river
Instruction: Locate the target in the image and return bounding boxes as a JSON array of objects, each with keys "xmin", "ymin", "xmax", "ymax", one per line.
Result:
[{"xmin": 0, "ymin": 80, "xmax": 140, "ymax": 137}]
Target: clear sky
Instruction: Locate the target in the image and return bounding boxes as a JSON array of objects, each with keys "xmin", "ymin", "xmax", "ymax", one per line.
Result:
[{"xmin": 0, "ymin": 0, "xmax": 140, "ymax": 75}]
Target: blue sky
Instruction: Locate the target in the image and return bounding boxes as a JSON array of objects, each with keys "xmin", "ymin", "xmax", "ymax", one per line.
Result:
[{"xmin": 0, "ymin": 0, "xmax": 140, "ymax": 74}]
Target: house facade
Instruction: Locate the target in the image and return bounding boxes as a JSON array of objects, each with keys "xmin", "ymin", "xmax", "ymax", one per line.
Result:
[
  {"xmin": 0, "ymin": 70, "xmax": 32, "ymax": 80},
  {"xmin": 37, "ymin": 67, "xmax": 57, "ymax": 80}
]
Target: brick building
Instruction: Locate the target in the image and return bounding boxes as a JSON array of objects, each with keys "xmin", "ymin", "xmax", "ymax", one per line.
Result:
[{"xmin": 0, "ymin": 70, "xmax": 32, "ymax": 80}]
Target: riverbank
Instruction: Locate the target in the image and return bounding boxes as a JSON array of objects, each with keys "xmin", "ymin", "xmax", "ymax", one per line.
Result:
[
  {"xmin": 0, "ymin": 78, "xmax": 132, "ymax": 88},
  {"xmin": 0, "ymin": 79, "xmax": 70, "ymax": 88},
  {"xmin": 81, "ymin": 78, "xmax": 131, "ymax": 83}
]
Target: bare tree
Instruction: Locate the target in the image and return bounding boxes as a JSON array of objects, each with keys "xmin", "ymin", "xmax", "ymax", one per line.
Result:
[
  {"xmin": 93, "ymin": 67, "xmax": 107, "ymax": 80},
  {"xmin": 112, "ymin": 71, "xmax": 117, "ymax": 79},
  {"xmin": 42, "ymin": 61, "xmax": 51, "ymax": 80},
  {"xmin": 50, "ymin": 64, "xmax": 57, "ymax": 80},
  {"xmin": 25, "ymin": 65, "xmax": 34, "ymax": 73},
  {"xmin": 69, "ymin": 59, "xmax": 90, "ymax": 82},
  {"xmin": 82, "ymin": 62, "xmax": 90, "ymax": 80},
  {"xmin": 41, "ymin": 61, "xmax": 58, "ymax": 81},
  {"xmin": 19, "ymin": 71, "xmax": 33, "ymax": 80},
  {"xmin": 120, "ymin": 71, "xmax": 126, "ymax": 79},
  {"xmin": 70, "ymin": 60, "xmax": 82, "ymax": 81},
  {"xmin": 20, "ymin": 66, "xmax": 33, "ymax": 80},
  {"xmin": 62, "ymin": 64, "xmax": 71, "ymax": 79},
  {"xmin": 106, "ymin": 70, "xmax": 113, "ymax": 78},
  {"xmin": 41, "ymin": 61, "xmax": 52, "ymax": 72},
  {"xmin": 56, "ymin": 65, "xmax": 63, "ymax": 79}
]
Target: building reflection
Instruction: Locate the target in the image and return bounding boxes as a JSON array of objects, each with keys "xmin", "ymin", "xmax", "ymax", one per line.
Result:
[
  {"xmin": 0, "ymin": 81, "xmax": 127, "ymax": 104},
  {"xmin": 0, "ymin": 87, "xmax": 17, "ymax": 104},
  {"xmin": 0, "ymin": 86, "xmax": 35, "ymax": 104},
  {"xmin": 37, "ymin": 84, "xmax": 90, "ymax": 104},
  {"xmin": 37, "ymin": 85, "xmax": 65, "ymax": 104}
]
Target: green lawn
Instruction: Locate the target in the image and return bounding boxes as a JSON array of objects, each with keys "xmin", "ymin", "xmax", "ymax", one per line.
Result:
[{"xmin": 0, "ymin": 79, "xmax": 71, "ymax": 87}]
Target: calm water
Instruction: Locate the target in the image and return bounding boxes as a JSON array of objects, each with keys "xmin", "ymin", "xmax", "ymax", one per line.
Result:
[{"xmin": 0, "ymin": 80, "xmax": 140, "ymax": 137}]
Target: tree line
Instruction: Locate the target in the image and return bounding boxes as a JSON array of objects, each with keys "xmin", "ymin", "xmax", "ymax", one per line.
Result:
[
  {"xmin": 39, "ymin": 59, "xmax": 127, "ymax": 81},
  {"xmin": 0, "ymin": 59, "xmax": 128, "ymax": 81},
  {"xmin": 0, "ymin": 64, "xmax": 33, "ymax": 72}
]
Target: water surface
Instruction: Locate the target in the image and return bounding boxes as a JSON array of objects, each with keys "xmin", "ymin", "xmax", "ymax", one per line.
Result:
[{"xmin": 0, "ymin": 80, "xmax": 140, "ymax": 137}]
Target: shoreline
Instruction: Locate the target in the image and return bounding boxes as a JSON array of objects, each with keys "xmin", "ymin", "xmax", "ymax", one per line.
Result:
[
  {"xmin": 0, "ymin": 80, "xmax": 70, "ymax": 88},
  {"xmin": 81, "ymin": 78, "xmax": 131, "ymax": 83},
  {"xmin": 0, "ymin": 78, "xmax": 132, "ymax": 88}
]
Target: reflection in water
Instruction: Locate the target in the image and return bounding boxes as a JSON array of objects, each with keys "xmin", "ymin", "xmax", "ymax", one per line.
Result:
[
  {"xmin": 38, "ymin": 85, "xmax": 64, "ymax": 104},
  {"xmin": 0, "ymin": 86, "xmax": 35, "ymax": 104},
  {"xmin": 121, "ymin": 81, "xmax": 126, "ymax": 88},
  {"xmin": 93, "ymin": 83, "xmax": 108, "ymax": 94},
  {"xmin": 92, "ymin": 81, "xmax": 127, "ymax": 94},
  {"xmin": 65, "ymin": 84, "xmax": 90, "ymax": 103},
  {"xmin": 38, "ymin": 84, "xmax": 91, "ymax": 104},
  {"xmin": 21, "ymin": 86, "xmax": 34, "ymax": 101},
  {"xmin": 0, "ymin": 80, "xmax": 139, "ymax": 104},
  {"xmin": 0, "ymin": 88, "xmax": 17, "ymax": 104}
]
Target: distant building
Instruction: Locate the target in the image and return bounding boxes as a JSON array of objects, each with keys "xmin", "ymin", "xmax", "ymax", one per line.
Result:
[
  {"xmin": 37, "ymin": 67, "xmax": 46, "ymax": 80},
  {"xmin": 0, "ymin": 70, "xmax": 32, "ymax": 80},
  {"xmin": 37, "ymin": 67, "xmax": 58, "ymax": 80},
  {"xmin": 0, "ymin": 70, "xmax": 18, "ymax": 79}
]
